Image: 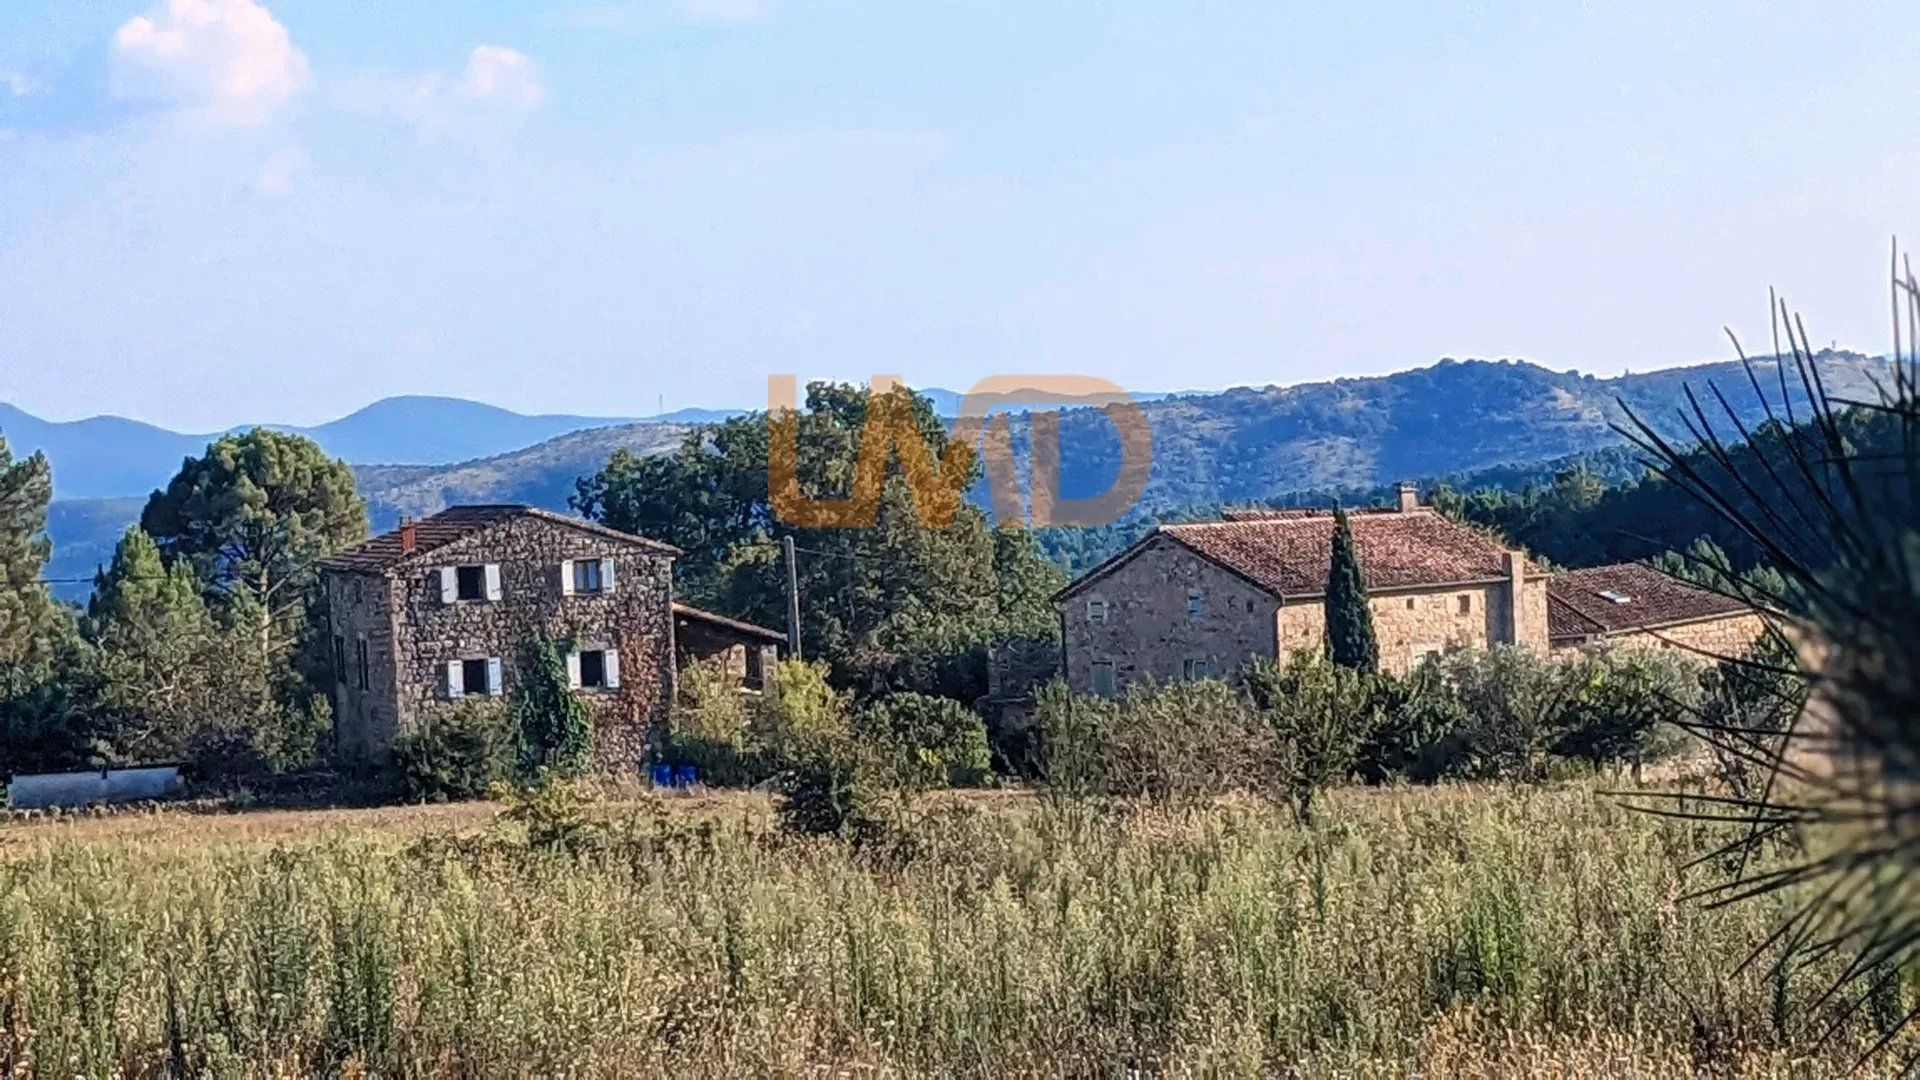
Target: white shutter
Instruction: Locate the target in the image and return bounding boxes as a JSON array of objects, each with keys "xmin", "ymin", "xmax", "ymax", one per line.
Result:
[
  {"xmin": 444, "ymin": 660, "xmax": 464, "ymax": 699},
  {"xmin": 483, "ymin": 564, "xmax": 503, "ymax": 602},
  {"xmin": 560, "ymin": 560, "xmax": 575, "ymax": 596},
  {"xmin": 486, "ymin": 658, "xmax": 504, "ymax": 697},
  {"xmin": 600, "ymin": 558, "xmax": 617, "ymax": 594},
  {"xmin": 604, "ymin": 649, "xmax": 620, "ymax": 689},
  {"xmin": 566, "ymin": 651, "xmax": 582, "ymax": 689},
  {"xmin": 438, "ymin": 567, "xmax": 457, "ymax": 604}
]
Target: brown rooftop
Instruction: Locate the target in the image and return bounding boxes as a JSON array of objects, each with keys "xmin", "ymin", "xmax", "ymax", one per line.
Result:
[
  {"xmin": 1062, "ymin": 506, "xmax": 1543, "ymax": 600},
  {"xmin": 320, "ymin": 505, "xmax": 679, "ymax": 573},
  {"xmin": 673, "ymin": 602, "xmax": 787, "ymax": 643},
  {"xmin": 1547, "ymin": 563, "xmax": 1752, "ymax": 642}
]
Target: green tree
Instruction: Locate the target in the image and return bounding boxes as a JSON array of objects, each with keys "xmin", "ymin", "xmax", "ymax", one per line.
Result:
[
  {"xmin": 140, "ymin": 429, "xmax": 367, "ymax": 760},
  {"xmin": 0, "ymin": 435, "xmax": 64, "ymax": 689},
  {"xmin": 512, "ymin": 636, "xmax": 593, "ymax": 781},
  {"xmin": 0, "ymin": 435, "xmax": 103, "ymax": 771},
  {"xmin": 1324, "ymin": 505, "xmax": 1378, "ymax": 673},
  {"xmin": 1244, "ymin": 654, "xmax": 1378, "ymax": 823},
  {"xmin": 576, "ymin": 382, "xmax": 1060, "ymax": 701},
  {"xmin": 82, "ymin": 527, "xmax": 243, "ymax": 761}
]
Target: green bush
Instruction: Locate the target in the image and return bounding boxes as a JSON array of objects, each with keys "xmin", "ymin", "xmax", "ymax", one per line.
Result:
[
  {"xmin": 1245, "ymin": 653, "xmax": 1380, "ymax": 822},
  {"xmin": 664, "ymin": 656, "xmax": 772, "ymax": 787},
  {"xmin": 1552, "ymin": 646, "xmax": 1700, "ymax": 773},
  {"xmin": 390, "ymin": 704, "xmax": 507, "ymax": 802},
  {"xmin": 856, "ymin": 692, "xmax": 992, "ymax": 790},
  {"xmin": 1355, "ymin": 660, "xmax": 1470, "ymax": 783}
]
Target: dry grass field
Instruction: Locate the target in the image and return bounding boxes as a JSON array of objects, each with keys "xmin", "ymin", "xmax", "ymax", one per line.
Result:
[{"xmin": 0, "ymin": 780, "xmax": 1908, "ymax": 1077}]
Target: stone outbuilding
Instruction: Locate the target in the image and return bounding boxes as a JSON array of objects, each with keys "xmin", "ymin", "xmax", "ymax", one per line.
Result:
[
  {"xmin": 1052, "ymin": 486, "xmax": 1550, "ymax": 695},
  {"xmin": 320, "ymin": 505, "xmax": 782, "ymax": 771},
  {"xmin": 1547, "ymin": 562, "xmax": 1764, "ymax": 657}
]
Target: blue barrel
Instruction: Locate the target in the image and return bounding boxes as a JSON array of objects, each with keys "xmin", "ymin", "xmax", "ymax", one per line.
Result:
[
  {"xmin": 649, "ymin": 764, "xmax": 674, "ymax": 788},
  {"xmin": 672, "ymin": 764, "xmax": 698, "ymax": 788}
]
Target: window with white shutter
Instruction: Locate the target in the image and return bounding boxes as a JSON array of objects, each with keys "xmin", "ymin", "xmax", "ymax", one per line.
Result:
[
  {"xmin": 437, "ymin": 567, "xmax": 457, "ymax": 604},
  {"xmin": 600, "ymin": 558, "xmax": 616, "ymax": 594},
  {"xmin": 604, "ymin": 649, "xmax": 620, "ymax": 689},
  {"xmin": 444, "ymin": 659, "xmax": 464, "ymax": 699},
  {"xmin": 486, "ymin": 657, "xmax": 504, "ymax": 697},
  {"xmin": 484, "ymin": 564, "xmax": 502, "ymax": 602},
  {"xmin": 560, "ymin": 559, "xmax": 576, "ymax": 596},
  {"xmin": 571, "ymin": 649, "xmax": 619, "ymax": 689}
]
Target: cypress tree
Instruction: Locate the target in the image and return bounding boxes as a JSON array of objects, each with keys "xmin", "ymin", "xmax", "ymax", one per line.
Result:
[{"xmin": 1324, "ymin": 505, "xmax": 1379, "ymax": 673}]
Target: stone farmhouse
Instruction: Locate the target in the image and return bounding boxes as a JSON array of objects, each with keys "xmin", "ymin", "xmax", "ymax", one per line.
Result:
[
  {"xmin": 1048, "ymin": 484, "xmax": 1762, "ymax": 697},
  {"xmin": 1547, "ymin": 561, "xmax": 1764, "ymax": 656},
  {"xmin": 320, "ymin": 505, "xmax": 782, "ymax": 770}
]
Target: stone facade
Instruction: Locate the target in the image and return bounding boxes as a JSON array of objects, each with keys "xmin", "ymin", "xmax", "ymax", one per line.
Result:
[
  {"xmin": 1053, "ymin": 505, "xmax": 1552, "ymax": 695},
  {"xmin": 1060, "ymin": 534, "xmax": 1282, "ymax": 695},
  {"xmin": 673, "ymin": 606, "xmax": 781, "ymax": 692},
  {"xmin": 1275, "ymin": 576, "xmax": 1550, "ymax": 675},
  {"xmin": 1552, "ymin": 611, "xmax": 1766, "ymax": 660},
  {"xmin": 326, "ymin": 511, "xmax": 677, "ymax": 772}
]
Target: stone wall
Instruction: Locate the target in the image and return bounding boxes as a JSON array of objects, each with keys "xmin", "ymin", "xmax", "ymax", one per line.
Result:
[
  {"xmin": 326, "ymin": 569, "xmax": 398, "ymax": 759},
  {"xmin": 1056, "ymin": 535, "xmax": 1281, "ymax": 695},
  {"xmin": 1554, "ymin": 611, "xmax": 1766, "ymax": 661},
  {"xmin": 331, "ymin": 515, "xmax": 677, "ymax": 773},
  {"xmin": 1056, "ymin": 534, "xmax": 1556, "ymax": 690}
]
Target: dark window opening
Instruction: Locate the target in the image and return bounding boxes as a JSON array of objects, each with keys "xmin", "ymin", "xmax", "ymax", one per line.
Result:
[
  {"xmin": 333, "ymin": 635, "xmax": 347, "ymax": 684},
  {"xmin": 745, "ymin": 646, "xmax": 767, "ymax": 691},
  {"xmin": 456, "ymin": 565, "xmax": 486, "ymax": 601},
  {"xmin": 579, "ymin": 649, "xmax": 608, "ymax": 688},
  {"xmin": 356, "ymin": 638, "xmax": 370, "ymax": 690},
  {"xmin": 573, "ymin": 560, "xmax": 604, "ymax": 594},
  {"xmin": 461, "ymin": 658, "xmax": 491, "ymax": 696}
]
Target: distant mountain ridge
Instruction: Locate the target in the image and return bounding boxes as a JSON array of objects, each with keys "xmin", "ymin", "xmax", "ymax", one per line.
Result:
[
  {"xmin": 0, "ymin": 396, "xmax": 677, "ymax": 499},
  {"xmin": 28, "ymin": 352, "xmax": 1895, "ymax": 601}
]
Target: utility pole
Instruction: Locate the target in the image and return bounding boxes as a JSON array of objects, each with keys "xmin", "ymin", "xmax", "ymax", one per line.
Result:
[{"xmin": 782, "ymin": 534, "xmax": 802, "ymax": 659}]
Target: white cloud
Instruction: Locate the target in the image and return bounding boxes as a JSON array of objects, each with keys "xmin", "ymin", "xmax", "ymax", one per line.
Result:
[
  {"xmin": 1, "ymin": 71, "xmax": 41, "ymax": 98},
  {"xmin": 338, "ymin": 45, "xmax": 546, "ymax": 143},
  {"xmin": 453, "ymin": 46, "xmax": 545, "ymax": 111},
  {"xmin": 110, "ymin": 0, "xmax": 308, "ymax": 127}
]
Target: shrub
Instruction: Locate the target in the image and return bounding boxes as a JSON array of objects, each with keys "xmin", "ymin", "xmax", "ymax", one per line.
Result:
[
  {"xmin": 665, "ymin": 656, "xmax": 772, "ymax": 787},
  {"xmin": 1552, "ymin": 647, "xmax": 1701, "ymax": 775},
  {"xmin": 390, "ymin": 704, "xmax": 507, "ymax": 802},
  {"xmin": 1356, "ymin": 660, "xmax": 1470, "ymax": 783},
  {"xmin": 1432, "ymin": 646, "xmax": 1577, "ymax": 781},
  {"xmin": 856, "ymin": 692, "xmax": 992, "ymax": 790},
  {"xmin": 512, "ymin": 636, "xmax": 593, "ymax": 783},
  {"xmin": 1245, "ymin": 653, "xmax": 1380, "ymax": 822}
]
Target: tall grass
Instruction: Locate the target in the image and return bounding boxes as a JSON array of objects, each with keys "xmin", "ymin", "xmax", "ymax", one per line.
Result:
[{"xmin": 0, "ymin": 784, "xmax": 1909, "ymax": 1076}]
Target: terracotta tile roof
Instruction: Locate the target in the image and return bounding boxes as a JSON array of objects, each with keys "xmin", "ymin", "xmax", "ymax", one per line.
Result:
[
  {"xmin": 1081, "ymin": 508, "xmax": 1542, "ymax": 599},
  {"xmin": 673, "ymin": 602, "xmax": 787, "ymax": 643},
  {"xmin": 320, "ymin": 505, "xmax": 678, "ymax": 573},
  {"xmin": 1547, "ymin": 563, "xmax": 1753, "ymax": 642}
]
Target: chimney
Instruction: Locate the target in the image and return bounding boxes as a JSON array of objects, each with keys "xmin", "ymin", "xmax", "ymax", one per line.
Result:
[
  {"xmin": 1396, "ymin": 481, "xmax": 1420, "ymax": 513},
  {"xmin": 1503, "ymin": 550, "xmax": 1526, "ymax": 645},
  {"xmin": 399, "ymin": 518, "xmax": 417, "ymax": 555}
]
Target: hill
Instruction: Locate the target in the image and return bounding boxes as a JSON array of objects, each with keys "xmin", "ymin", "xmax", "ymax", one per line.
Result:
[
  {"xmin": 0, "ymin": 396, "xmax": 651, "ymax": 499},
  {"xmin": 30, "ymin": 352, "xmax": 1892, "ymax": 601},
  {"xmin": 1037, "ymin": 352, "xmax": 1889, "ymax": 512}
]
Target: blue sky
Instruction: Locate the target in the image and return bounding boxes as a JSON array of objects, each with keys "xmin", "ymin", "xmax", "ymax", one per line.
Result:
[{"xmin": 0, "ymin": 1, "xmax": 1915, "ymax": 428}]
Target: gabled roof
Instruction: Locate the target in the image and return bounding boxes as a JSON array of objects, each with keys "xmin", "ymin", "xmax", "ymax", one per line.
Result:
[
  {"xmin": 1056, "ymin": 507, "xmax": 1544, "ymax": 602},
  {"xmin": 319, "ymin": 505, "xmax": 679, "ymax": 573},
  {"xmin": 1547, "ymin": 562, "xmax": 1753, "ymax": 642},
  {"xmin": 673, "ymin": 602, "xmax": 787, "ymax": 643}
]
